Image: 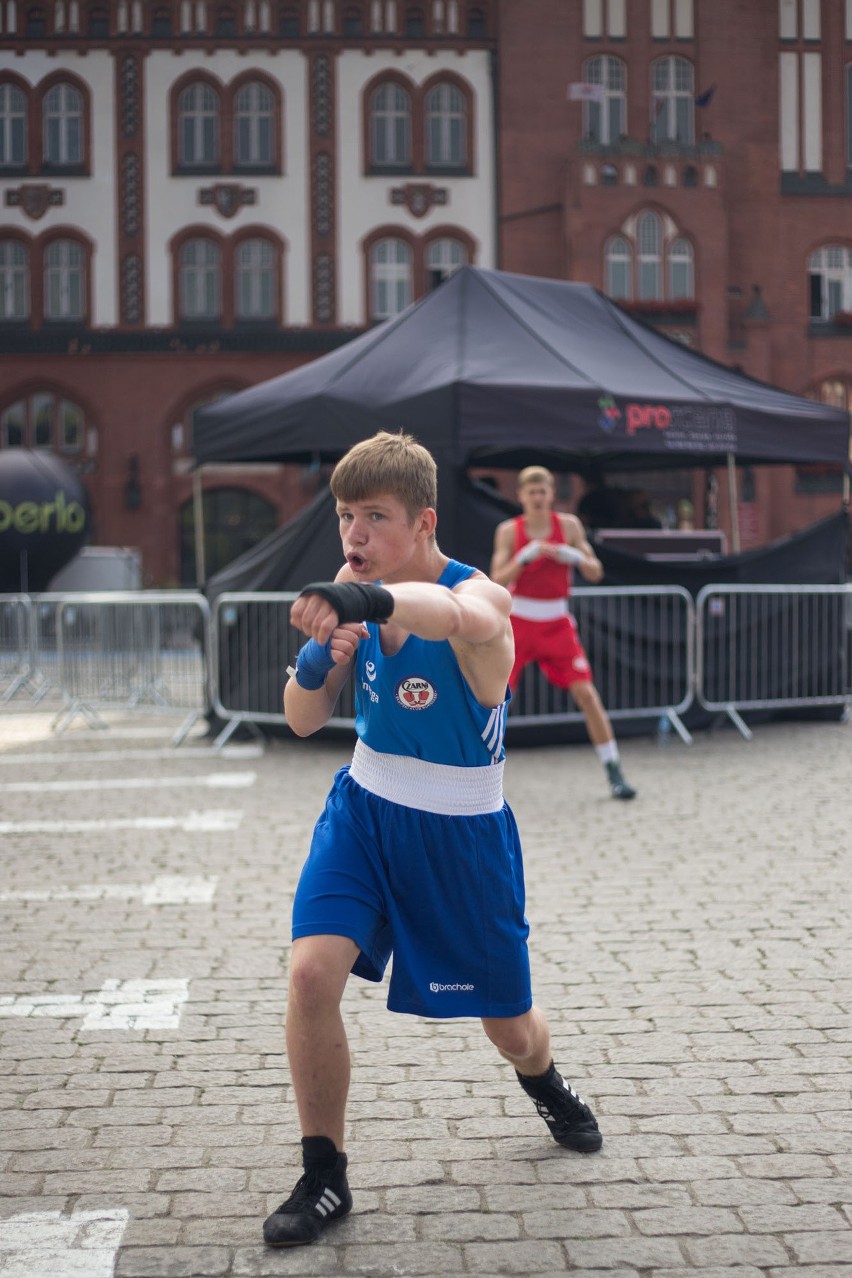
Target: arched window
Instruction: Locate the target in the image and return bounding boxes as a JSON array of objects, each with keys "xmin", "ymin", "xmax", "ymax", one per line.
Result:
[
  {"xmin": 152, "ymin": 6, "xmax": 172, "ymax": 35},
  {"xmin": 0, "ymin": 240, "xmax": 29, "ymax": 319},
  {"xmin": 636, "ymin": 211, "xmax": 662, "ymax": 300},
  {"xmin": 466, "ymin": 6, "xmax": 485, "ymax": 37},
  {"xmin": 425, "ymin": 82, "xmax": 466, "ymax": 167},
  {"xmin": 279, "ymin": 4, "xmax": 299, "ymax": 34},
  {"xmin": 808, "ymin": 245, "xmax": 852, "ymax": 320},
  {"xmin": 370, "ymin": 82, "xmax": 411, "ymax": 167},
  {"xmin": 179, "ymin": 238, "xmax": 221, "ymax": 319},
  {"xmin": 370, "ymin": 238, "xmax": 412, "ymax": 319},
  {"xmin": 651, "ymin": 56, "xmax": 694, "ymax": 145},
  {"xmin": 179, "ymin": 487, "xmax": 277, "ymax": 585},
  {"xmin": 235, "ymin": 237, "xmax": 276, "ymax": 319},
  {"xmin": 0, "ymin": 82, "xmax": 27, "ymax": 168},
  {"xmin": 425, "ymin": 237, "xmax": 466, "ymax": 288},
  {"xmin": 605, "ymin": 236, "xmax": 632, "ymax": 300},
  {"xmin": 0, "ymin": 392, "xmax": 86, "ymax": 453},
  {"xmin": 234, "ymin": 81, "xmax": 274, "ymax": 166},
  {"xmin": 88, "ymin": 5, "xmax": 109, "ymax": 35},
  {"xmin": 668, "ymin": 237, "xmax": 694, "ymax": 299},
  {"xmin": 43, "ymin": 83, "xmax": 83, "ymax": 165},
  {"xmin": 583, "ymin": 56, "xmax": 626, "ymax": 145},
  {"xmin": 178, "ymin": 82, "xmax": 220, "ymax": 167},
  {"xmin": 44, "ymin": 238, "xmax": 84, "ymax": 319}
]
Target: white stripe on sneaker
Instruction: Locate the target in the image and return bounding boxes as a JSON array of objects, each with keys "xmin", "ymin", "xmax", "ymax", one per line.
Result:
[{"xmin": 316, "ymin": 1189, "xmax": 341, "ymax": 1217}]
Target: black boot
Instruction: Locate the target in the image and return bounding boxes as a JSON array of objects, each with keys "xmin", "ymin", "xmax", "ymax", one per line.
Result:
[{"xmin": 263, "ymin": 1136, "xmax": 353, "ymax": 1247}]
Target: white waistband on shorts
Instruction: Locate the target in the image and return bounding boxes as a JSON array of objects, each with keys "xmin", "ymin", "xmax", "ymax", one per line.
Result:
[
  {"xmin": 511, "ymin": 594, "xmax": 567, "ymax": 621},
  {"xmin": 349, "ymin": 738, "xmax": 504, "ymax": 816}
]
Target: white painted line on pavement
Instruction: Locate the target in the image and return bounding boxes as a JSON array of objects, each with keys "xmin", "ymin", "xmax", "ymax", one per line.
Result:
[
  {"xmin": 0, "ymin": 978, "xmax": 189, "ymax": 1030},
  {"xmin": 0, "ymin": 809, "xmax": 243, "ymax": 834},
  {"xmin": 0, "ymin": 771, "xmax": 256, "ymax": 793},
  {"xmin": 0, "ymin": 1208, "xmax": 129, "ymax": 1278},
  {"xmin": 0, "ymin": 873, "xmax": 218, "ymax": 905},
  {"xmin": 0, "ymin": 743, "xmax": 264, "ymax": 765}
]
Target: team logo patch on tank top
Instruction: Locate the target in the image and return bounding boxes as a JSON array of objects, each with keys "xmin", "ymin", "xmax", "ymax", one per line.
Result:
[{"xmin": 395, "ymin": 675, "xmax": 438, "ymax": 710}]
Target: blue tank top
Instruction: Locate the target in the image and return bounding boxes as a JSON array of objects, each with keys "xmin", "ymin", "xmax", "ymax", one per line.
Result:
[{"xmin": 354, "ymin": 559, "xmax": 508, "ymax": 766}]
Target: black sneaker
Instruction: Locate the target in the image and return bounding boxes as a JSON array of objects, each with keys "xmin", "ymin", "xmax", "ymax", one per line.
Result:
[
  {"xmin": 263, "ymin": 1141, "xmax": 352, "ymax": 1247},
  {"xmin": 606, "ymin": 761, "xmax": 636, "ymax": 800},
  {"xmin": 517, "ymin": 1064, "xmax": 603, "ymax": 1152}
]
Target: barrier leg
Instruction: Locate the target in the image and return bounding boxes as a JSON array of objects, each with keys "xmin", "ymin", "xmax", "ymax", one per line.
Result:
[
  {"xmin": 724, "ymin": 705, "xmax": 754, "ymax": 741},
  {"xmin": 667, "ymin": 710, "xmax": 693, "ymax": 746}
]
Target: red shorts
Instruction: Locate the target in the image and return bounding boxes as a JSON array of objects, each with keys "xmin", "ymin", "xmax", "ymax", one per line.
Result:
[{"xmin": 509, "ymin": 613, "xmax": 593, "ymax": 691}]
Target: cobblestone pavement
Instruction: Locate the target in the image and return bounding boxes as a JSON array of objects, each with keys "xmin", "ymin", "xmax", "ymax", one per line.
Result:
[{"xmin": 0, "ymin": 709, "xmax": 850, "ymax": 1278}]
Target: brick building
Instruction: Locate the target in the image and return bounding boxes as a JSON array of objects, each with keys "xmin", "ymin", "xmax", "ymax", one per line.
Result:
[
  {"xmin": 0, "ymin": 0, "xmax": 849, "ymax": 585},
  {"xmin": 497, "ymin": 0, "xmax": 852, "ymax": 547}
]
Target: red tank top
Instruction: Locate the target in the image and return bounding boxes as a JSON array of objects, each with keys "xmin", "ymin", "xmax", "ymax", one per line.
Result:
[{"xmin": 512, "ymin": 512, "xmax": 572, "ymax": 600}]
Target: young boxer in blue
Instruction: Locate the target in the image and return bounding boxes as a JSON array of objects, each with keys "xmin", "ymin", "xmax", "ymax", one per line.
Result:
[{"xmin": 263, "ymin": 431, "xmax": 602, "ymax": 1249}]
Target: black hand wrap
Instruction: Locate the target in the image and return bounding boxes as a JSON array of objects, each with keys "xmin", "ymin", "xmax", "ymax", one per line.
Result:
[{"xmin": 298, "ymin": 581, "xmax": 395, "ymax": 624}]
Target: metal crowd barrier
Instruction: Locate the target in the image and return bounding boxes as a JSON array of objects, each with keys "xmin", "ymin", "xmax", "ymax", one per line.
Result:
[
  {"xmin": 696, "ymin": 583, "xmax": 852, "ymax": 739},
  {"xmin": 4, "ymin": 584, "xmax": 851, "ymax": 749},
  {"xmin": 211, "ymin": 585, "xmax": 695, "ymax": 748},
  {"xmin": 211, "ymin": 592, "xmax": 355, "ymax": 748},
  {"xmin": 0, "ymin": 594, "xmax": 35, "ymax": 702},
  {"xmin": 512, "ymin": 585, "xmax": 695, "ymax": 742},
  {"xmin": 50, "ymin": 592, "xmax": 211, "ymax": 743}
]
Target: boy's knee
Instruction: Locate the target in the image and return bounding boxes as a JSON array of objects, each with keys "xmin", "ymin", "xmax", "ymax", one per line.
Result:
[{"xmin": 482, "ymin": 1014, "xmax": 536, "ymax": 1060}]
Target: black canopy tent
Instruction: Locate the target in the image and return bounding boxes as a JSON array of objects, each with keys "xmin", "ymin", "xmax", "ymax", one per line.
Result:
[
  {"xmin": 194, "ymin": 265, "xmax": 850, "ymax": 562},
  {"xmin": 195, "ymin": 266, "xmax": 850, "ymax": 736}
]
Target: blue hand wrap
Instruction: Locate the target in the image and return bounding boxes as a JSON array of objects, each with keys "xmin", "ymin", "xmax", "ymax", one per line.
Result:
[{"xmin": 293, "ymin": 637, "xmax": 336, "ymax": 690}]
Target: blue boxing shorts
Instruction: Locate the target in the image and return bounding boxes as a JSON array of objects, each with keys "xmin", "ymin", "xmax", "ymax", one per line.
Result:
[{"xmin": 291, "ymin": 767, "xmax": 532, "ymax": 1019}]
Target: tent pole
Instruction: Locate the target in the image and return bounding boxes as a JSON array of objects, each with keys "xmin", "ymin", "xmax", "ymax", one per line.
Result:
[
  {"xmin": 726, "ymin": 453, "xmax": 741, "ymax": 554},
  {"xmin": 193, "ymin": 467, "xmax": 206, "ymax": 586}
]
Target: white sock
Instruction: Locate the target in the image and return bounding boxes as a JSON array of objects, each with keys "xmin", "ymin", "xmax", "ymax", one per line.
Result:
[{"xmin": 596, "ymin": 740, "xmax": 619, "ymax": 766}]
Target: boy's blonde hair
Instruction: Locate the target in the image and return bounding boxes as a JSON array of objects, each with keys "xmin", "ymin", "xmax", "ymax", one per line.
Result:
[
  {"xmin": 330, "ymin": 430, "xmax": 437, "ymax": 521},
  {"xmin": 517, "ymin": 465, "xmax": 555, "ymax": 489}
]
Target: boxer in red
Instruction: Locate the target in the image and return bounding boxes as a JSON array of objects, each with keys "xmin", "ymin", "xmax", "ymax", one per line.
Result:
[{"xmin": 490, "ymin": 466, "xmax": 636, "ymax": 800}]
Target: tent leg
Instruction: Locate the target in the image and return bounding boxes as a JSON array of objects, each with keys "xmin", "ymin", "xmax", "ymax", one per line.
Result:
[
  {"xmin": 193, "ymin": 467, "xmax": 206, "ymax": 586},
  {"xmin": 726, "ymin": 453, "xmax": 741, "ymax": 554}
]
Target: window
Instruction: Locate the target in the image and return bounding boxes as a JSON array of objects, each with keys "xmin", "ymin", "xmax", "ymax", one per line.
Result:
[
  {"xmin": 668, "ymin": 237, "xmax": 694, "ymax": 299},
  {"xmin": 404, "ymin": 6, "xmax": 424, "ymax": 36},
  {"xmin": 808, "ymin": 245, "xmax": 852, "ymax": 320},
  {"xmin": 88, "ymin": 6, "xmax": 109, "ymax": 35},
  {"xmin": 425, "ymin": 82, "xmax": 466, "ymax": 167},
  {"xmin": 152, "ymin": 6, "xmax": 173, "ymax": 35},
  {"xmin": 370, "ymin": 238, "xmax": 412, "ymax": 319},
  {"xmin": 25, "ymin": 6, "xmax": 47, "ymax": 36},
  {"xmin": 0, "ymin": 82, "xmax": 27, "ymax": 168},
  {"xmin": 467, "ymin": 6, "xmax": 485, "ymax": 37},
  {"xmin": 44, "ymin": 239, "xmax": 84, "ymax": 319},
  {"xmin": 43, "ymin": 82, "xmax": 83, "ymax": 166},
  {"xmin": 425, "ymin": 237, "xmax": 466, "ymax": 288},
  {"xmin": 584, "ymin": 56, "xmax": 626, "ymax": 145},
  {"xmin": 605, "ymin": 236, "xmax": 632, "ymax": 299},
  {"xmin": 370, "ymin": 82, "xmax": 411, "ymax": 167},
  {"xmin": 279, "ymin": 4, "xmax": 299, "ymax": 35},
  {"xmin": 604, "ymin": 213, "xmax": 694, "ymax": 305},
  {"xmin": 651, "ymin": 56, "xmax": 694, "ymax": 144},
  {"xmin": 179, "ymin": 487, "xmax": 277, "ymax": 585},
  {"xmin": 0, "ymin": 392, "xmax": 86, "ymax": 454},
  {"xmin": 847, "ymin": 63, "xmax": 852, "ymax": 169},
  {"xmin": 637, "ymin": 211, "xmax": 662, "ymax": 299},
  {"xmin": 343, "ymin": 4, "xmax": 363, "ymax": 34},
  {"xmin": 236, "ymin": 237, "xmax": 276, "ymax": 319},
  {"xmin": 178, "ymin": 82, "xmax": 220, "ymax": 167},
  {"xmin": 215, "ymin": 5, "xmax": 237, "ymax": 35},
  {"xmin": 234, "ymin": 81, "xmax": 274, "ymax": 166},
  {"xmin": 180, "ymin": 239, "xmax": 221, "ymax": 319},
  {"xmin": 0, "ymin": 240, "xmax": 29, "ymax": 319}
]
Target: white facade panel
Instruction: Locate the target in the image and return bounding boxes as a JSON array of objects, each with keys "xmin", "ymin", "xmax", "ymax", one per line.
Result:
[
  {"xmin": 335, "ymin": 49, "xmax": 495, "ymax": 326},
  {"xmin": 608, "ymin": 0, "xmax": 626, "ymax": 39},
  {"xmin": 802, "ymin": 0, "xmax": 820, "ymax": 41},
  {"xmin": 778, "ymin": 0, "xmax": 796, "ymax": 39},
  {"xmin": 583, "ymin": 0, "xmax": 603, "ymax": 39},
  {"xmin": 802, "ymin": 51, "xmax": 822, "ymax": 172},
  {"xmin": 0, "ymin": 51, "xmax": 117, "ymax": 324},
  {"xmin": 144, "ymin": 50, "xmax": 310, "ymax": 326},
  {"xmin": 778, "ymin": 51, "xmax": 799, "ymax": 171},
  {"xmin": 674, "ymin": 0, "xmax": 693, "ymax": 40},
  {"xmin": 651, "ymin": 0, "xmax": 669, "ymax": 39}
]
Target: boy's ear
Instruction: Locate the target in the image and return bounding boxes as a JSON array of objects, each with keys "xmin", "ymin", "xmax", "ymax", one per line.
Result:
[{"xmin": 416, "ymin": 507, "xmax": 438, "ymax": 539}]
